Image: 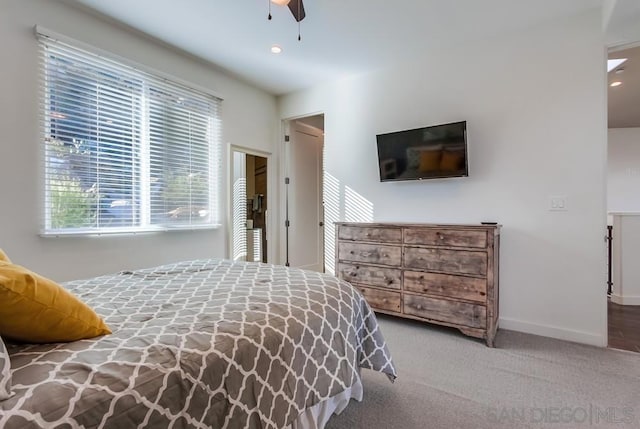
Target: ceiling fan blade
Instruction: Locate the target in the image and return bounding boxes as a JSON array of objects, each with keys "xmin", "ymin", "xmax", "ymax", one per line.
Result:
[{"xmin": 287, "ymin": 0, "xmax": 306, "ymax": 22}]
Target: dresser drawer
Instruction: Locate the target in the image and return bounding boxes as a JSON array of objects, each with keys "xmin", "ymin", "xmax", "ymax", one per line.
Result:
[
  {"xmin": 335, "ymin": 222, "xmax": 500, "ymax": 347},
  {"xmin": 404, "ymin": 294, "xmax": 486, "ymax": 328},
  {"xmin": 404, "ymin": 271, "xmax": 486, "ymax": 302},
  {"xmin": 356, "ymin": 286, "xmax": 401, "ymax": 313},
  {"xmin": 338, "ymin": 242, "xmax": 402, "ymax": 266},
  {"xmin": 404, "ymin": 247, "xmax": 487, "ymax": 277},
  {"xmin": 404, "ymin": 228, "xmax": 487, "ymax": 249},
  {"xmin": 338, "ymin": 263, "xmax": 402, "ymax": 290},
  {"xmin": 338, "ymin": 225, "xmax": 402, "ymax": 243}
]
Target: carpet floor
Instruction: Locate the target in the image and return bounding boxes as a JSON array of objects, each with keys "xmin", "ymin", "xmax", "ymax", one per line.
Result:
[{"xmin": 326, "ymin": 315, "xmax": 640, "ymax": 429}]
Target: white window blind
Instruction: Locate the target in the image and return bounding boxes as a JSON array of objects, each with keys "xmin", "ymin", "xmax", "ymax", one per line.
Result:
[{"xmin": 38, "ymin": 31, "xmax": 221, "ymax": 235}]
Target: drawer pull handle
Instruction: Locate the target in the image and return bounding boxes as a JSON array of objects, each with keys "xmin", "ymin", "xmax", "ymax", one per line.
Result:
[
  {"xmin": 361, "ymin": 251, "xmax": 371, "ymax": 257},
  {"xmin": 416, "ymin": 305, "xmax": 423, "ymax": 310},
  {"xmin": 382, "ymin": 299, "xmax": 388, "ymax": 303},
  {"xmin": 350, "ymin": 251, "xmax": 355, "ymax": 254},
  {"xmin": 438, "ymin": 233, "xmax": 444, "ymax": 240},
  {"xmin": 419, "ymin": 275, "xmax": 425, "ymax": 280}
]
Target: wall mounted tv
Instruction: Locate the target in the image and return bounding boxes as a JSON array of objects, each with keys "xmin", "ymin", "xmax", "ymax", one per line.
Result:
[{"xmin": 376, "ymin": 121, "xmax": 468, "ymax": 182}]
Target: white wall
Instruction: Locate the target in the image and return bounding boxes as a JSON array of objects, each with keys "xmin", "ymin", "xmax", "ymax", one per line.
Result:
[
  {"xmin": 608, "ymin": 128, "xmax": 640, "ymax": 212},
  {"xmin": 279, "ymin": 11, "xmax": 608, "ymax": 345},
  {"xmin": 0, "ymin": 0, "xmax": 278, "ymax": 281}
]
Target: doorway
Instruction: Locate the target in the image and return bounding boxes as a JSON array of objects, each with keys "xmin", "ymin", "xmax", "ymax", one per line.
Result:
[
  {"xmin": 282, "ymin": 115, "xmax": 325, "ymax": 272},
  {"xmin": 230, "ymin": 147, "xmax": 269, "ymax": 263},
  {"xmin": 606, "ymin": 45, "xmax": 640, "ymax": 353}
]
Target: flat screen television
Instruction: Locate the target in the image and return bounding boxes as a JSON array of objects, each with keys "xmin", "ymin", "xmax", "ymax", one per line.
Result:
[{"xmin": 376, "ymin": 121, "xmax": 468, "ymax": 182}]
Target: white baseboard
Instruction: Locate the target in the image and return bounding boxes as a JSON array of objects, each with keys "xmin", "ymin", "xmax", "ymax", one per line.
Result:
[
  {"xmin": 499, "ymin": 317, "xmax": 606, "ymax": 347},
  {"xmin": 610, "ymin": 293, "xmax": 640, "ymax": 305}
]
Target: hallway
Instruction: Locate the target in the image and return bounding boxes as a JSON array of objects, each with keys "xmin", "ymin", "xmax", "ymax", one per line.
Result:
[{"xmin": 608, "ymin": 299, "xmax": 640, "ymax": 353}]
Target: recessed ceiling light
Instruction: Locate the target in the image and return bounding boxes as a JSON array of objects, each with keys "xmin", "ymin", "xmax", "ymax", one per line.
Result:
[
  {"xmin": 271, "ymin": 0, "xmax": 291, "ymax": 5},
  {"xmin": 610, "ymin": 81, "xmax": 622, "ymax": 87},
  {"xmin": 607, "ymin": 58, "xmax": 627, "ymax": 72},
  {"xmin": 271, "ymin": 45, "xmax": 282, "ymax": 54}
]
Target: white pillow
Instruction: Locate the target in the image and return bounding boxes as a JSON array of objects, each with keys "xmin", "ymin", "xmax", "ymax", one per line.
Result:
[{"xmin": 0, "ymin": 335, "xmax": 12, "ymax": 400}]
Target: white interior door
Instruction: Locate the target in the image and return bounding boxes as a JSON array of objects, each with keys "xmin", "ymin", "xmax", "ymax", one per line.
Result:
[{"xmin": 286, "ymin": 121, "xmax": 324, "ymax": 272}]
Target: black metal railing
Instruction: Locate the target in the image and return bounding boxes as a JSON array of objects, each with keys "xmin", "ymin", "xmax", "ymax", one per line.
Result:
[{"xmin": 607, "ymin": 225, "xmax": 613, "ymax": 295}]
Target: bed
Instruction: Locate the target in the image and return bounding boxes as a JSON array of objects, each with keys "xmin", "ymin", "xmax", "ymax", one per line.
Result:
[{"xmin": 0, "ymin": 259, "xmax": 396, "ymax": 428}]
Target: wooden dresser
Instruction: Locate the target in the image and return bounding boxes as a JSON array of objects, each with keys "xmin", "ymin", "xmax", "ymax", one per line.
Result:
[{"xmin": 335, "ymin": 222, "xmax": 500, "ymax": 346}]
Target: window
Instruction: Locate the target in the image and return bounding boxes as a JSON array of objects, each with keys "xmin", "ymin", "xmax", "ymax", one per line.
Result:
[{"xmin": 38, "ymin": 31, "xmax": 221, "ymax": 235}]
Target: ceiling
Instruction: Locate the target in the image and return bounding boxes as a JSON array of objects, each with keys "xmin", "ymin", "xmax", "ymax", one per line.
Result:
[
  {"xmin": 605, "ymin": 0, "xmax": 640, "ymax": 49},
  {"xmin": 66, "ymin": 0, "xmax": 640, "ymax": 130},
  {"xmin": 608, "ymin": 46, "xmax": 640, "ymax": 128},
  {"xmin": 605, "ymin": 0, "xmax": 640, "ymax": 128},
  {"xmin": 69, "ymin": 0, "xmax": 604, "ymax": 96}
]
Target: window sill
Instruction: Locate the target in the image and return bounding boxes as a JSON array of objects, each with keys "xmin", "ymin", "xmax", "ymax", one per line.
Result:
[{"xmin": 40, "ymin": 224, "xmax": 221, "ymax": 237}]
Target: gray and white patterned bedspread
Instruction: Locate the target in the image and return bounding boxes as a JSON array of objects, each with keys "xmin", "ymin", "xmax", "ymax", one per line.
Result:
[{"xmin": 0, "ymin": 259, "xmax": 396, "ymax": 429}]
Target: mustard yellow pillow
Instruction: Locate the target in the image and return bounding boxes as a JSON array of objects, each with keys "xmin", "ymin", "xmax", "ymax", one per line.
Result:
[
  {"xmin": 0, "ymin": 262, "xmax": 111, "ymax": 343},
  {"xmin": 419, "ymin": 150, "xmax": 442, "ymax": 172},
  {"xmin": 440, "ymin": 150, "xmax": 465, "ymax": 171},
  {"xmin": 0, "ymin": 249, "xmax": 9, "ymax": 263}
]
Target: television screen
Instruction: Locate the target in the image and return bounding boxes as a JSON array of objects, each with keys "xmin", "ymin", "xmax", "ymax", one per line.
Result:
[{"xmin": 376, "ymin": 121, "xmax": 468, "ymax": 182}]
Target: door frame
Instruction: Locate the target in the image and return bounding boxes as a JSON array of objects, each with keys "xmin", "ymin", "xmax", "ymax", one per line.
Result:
[
  {"xmin": 604, "ymin": 41, "xmax": 640, "ymax": 350},
  {"xmin": 227, "ymin": 144, "xmax": 273, "ymax": 263},
  {"xmin": 279, "ymin": 113, "xmax": 325, "ymax": 270}
]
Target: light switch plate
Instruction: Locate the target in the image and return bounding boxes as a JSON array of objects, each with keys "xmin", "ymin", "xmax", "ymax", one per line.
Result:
[{"xmin": 549, "ymin": 195, "xmax": 568, "ymax": 211}]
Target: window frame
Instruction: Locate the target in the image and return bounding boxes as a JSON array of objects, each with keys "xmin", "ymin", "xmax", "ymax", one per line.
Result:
[{"xmin": 36, "ymin": 26, "xmax": 223, "ymax": 237}]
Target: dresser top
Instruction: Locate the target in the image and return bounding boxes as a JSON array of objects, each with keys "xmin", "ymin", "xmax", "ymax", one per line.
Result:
[{"xmin": 334, "ymin": 222, "xmax": 501, "ymax": 230}]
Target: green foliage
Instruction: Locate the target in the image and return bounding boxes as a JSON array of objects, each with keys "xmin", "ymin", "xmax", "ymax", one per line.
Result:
[
  {"xmin": 47, "ymin": 137, "xmax": 91, "ymax": 157},
  {"xmin": 50, "ymin": 177, "xmax": 97, "ymax": 229},
  {"xmin": 47, "ymin": 138, "xmax": 97, "ymax": 228},
  {"xmin": 164, "ymin": 172, "xmax": 208, "ymax": 206},
  {"xmin": 162, "ymin": 171, "xmax": 209, "ymax": 220}
]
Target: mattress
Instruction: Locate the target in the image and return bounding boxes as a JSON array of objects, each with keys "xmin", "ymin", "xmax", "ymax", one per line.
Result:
[{"xmin": 0, "ymin": 259, "xmax": 396, "ymax": 428}]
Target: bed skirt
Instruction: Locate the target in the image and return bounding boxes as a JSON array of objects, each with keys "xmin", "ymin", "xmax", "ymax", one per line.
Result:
[{"xmin": 288, "ymin": 375, "xmax": 363, "ymax": 429}]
